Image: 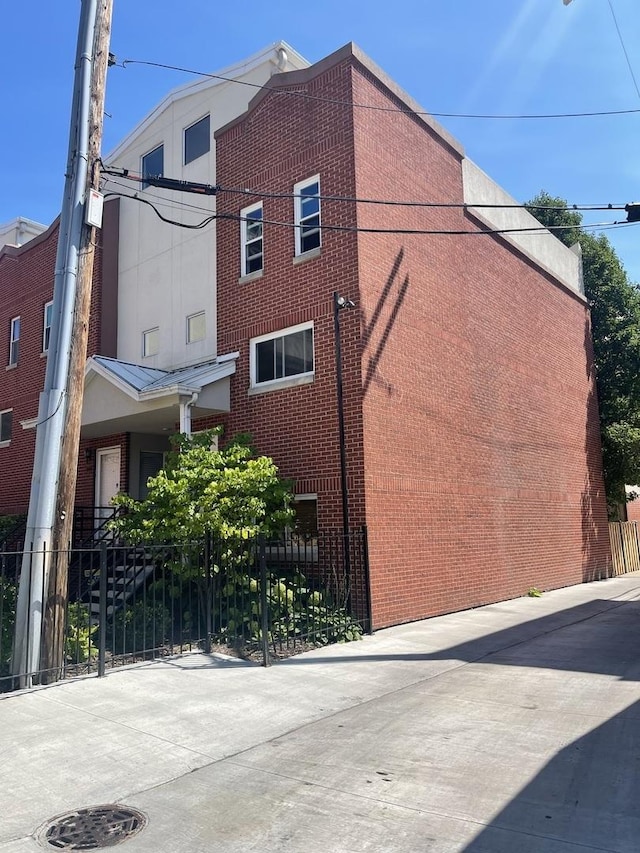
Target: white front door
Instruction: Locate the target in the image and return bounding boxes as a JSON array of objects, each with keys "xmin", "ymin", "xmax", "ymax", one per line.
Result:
[{"xmin": 95, "ymin": 447, "xmax": 121, "ymax": 529}]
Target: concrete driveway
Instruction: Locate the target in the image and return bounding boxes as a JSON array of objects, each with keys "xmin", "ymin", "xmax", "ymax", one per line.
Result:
[{"xmin": 2, "ymin": 574, "xmax": 640, "ymax": 852}]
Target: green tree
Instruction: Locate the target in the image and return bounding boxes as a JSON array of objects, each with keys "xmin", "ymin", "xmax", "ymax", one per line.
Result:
[
  {"xmin": 526, "ymin": 192, "xmax": 640, "ymax": 508},
  {"xmin": 111, "ymin": 429, "xmax": 293, "ymax": 544}
]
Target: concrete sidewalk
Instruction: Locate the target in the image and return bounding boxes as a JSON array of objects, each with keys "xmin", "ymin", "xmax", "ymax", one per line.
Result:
[{"xmin": 2, "ymin": 574, "xmax": 640, "ymax": 852}]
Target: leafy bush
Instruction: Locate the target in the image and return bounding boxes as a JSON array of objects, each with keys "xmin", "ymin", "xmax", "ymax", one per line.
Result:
[
  {"xmin": 106, "ymin": 601, "xmax": 172, "ymax": 654},
  {"xmin": 65, "ymin": 602, "xmax": 98, "ymax": 664},
  {"xmin": 0, "ymin": 578, "xmax": 16, "ymax": 676}
]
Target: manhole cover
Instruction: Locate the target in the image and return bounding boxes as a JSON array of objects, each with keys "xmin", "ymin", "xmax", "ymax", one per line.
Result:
[{"xmin": 38, "ymin": 805, "xmax": 146, "ymax": 850}]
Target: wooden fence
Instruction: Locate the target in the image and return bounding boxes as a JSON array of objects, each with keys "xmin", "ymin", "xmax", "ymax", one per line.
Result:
[{"xmin": 608, "ymin": 521, "xmax": 640, "ymax": 576}]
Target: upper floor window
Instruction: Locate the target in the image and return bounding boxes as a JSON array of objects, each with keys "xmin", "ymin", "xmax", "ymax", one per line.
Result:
[
  {"xmin": 184, "ymin": 115, "xmax": 210, "ymax": 165},
  {"xmin": 240, "ymin": 202, "xmax": 263, "ymax": 277},
  {"xmin": 141, "ymin": 144, "xmax": 164, "ymax": 190},
  {"xmin": 0, "ymin": 409, "xmax": 12, "ymax": 444},
  {"xmin": 9, "ymin": 317, "xmax": 19, "ymax": 366},
  {"xmin": 250, "ymin": 322, "xmax": 314, "ymax": 388},
  {"xmin": 142, "ymin": 327, "xmax": 159, "ymax": 358},
  {"xmin": 294, "ymin": 175, "xmax": 321, "ymax": 256},
  {"xmin": 187, "ymin": 312, "xmax": 206, "ymax": 344},
  {"xmin": 43, "ymin": 301, "xmax": 53, "ymax": 353}
]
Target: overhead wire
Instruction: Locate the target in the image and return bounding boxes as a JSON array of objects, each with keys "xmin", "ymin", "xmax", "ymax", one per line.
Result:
[
  {"xmin": 101, "ymin": 167, "xmax": 625, "ymax": 213},
  {"xmin": 608, "ymin": 0, "xmax": 640, "ymax": 101},
  {"xmin": 102, "ymin": 186, "xmax": 635, "ymax": 237},
  {"xmin": 120, "ymin": 58, "xmax": 640, "ymax": 121}
]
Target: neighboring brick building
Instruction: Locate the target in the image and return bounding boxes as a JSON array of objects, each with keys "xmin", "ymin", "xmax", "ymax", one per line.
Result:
[
  {"xmin": 0, "ymin": 203, "xmax": 121, "ymax": 517},
  {"xmin": 0, "ymin": 41, "xmax": 611, "ymax": 628},
  {"xmin": 213, "ymin": 43, "xmax": 611, "ymax": 627}
]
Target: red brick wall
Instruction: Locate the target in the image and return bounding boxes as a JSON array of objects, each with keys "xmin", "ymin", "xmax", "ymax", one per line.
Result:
[
  {"xmin": 215, "ymin": 49, "xmax": 611, "ymax": 630},
  {"xmin": 215, "ymin": 57, "xmax": 366, "ymax": 531},
  {"xmin": 350, "ymin": 63, "xmax": 611, "ymax": 626},
  {"xmin": 0, "ymin": 222, "xmax": 110, "ymax": 516}
]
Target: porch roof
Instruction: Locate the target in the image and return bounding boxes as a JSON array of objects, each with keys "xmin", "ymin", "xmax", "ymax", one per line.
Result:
[{"xmin": 81, "ymin": 354, "xmax": 238, "ymax": 438}]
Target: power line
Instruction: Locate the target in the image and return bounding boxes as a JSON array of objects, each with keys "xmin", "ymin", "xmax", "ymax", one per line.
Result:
[
  {"xmin": 608, "ymin": 0, "xmax": 640, "ymax": 102},
  {"xmin": 102, "ymin": 167, "xmax": 625, "ymax": 213},
  {"xmin": 120, "ymin": 58, "xmax": 640, "ymax": 121},
  {"xmin": 104, "ymin": 187, "xmax": 635, "ymax": 237}
]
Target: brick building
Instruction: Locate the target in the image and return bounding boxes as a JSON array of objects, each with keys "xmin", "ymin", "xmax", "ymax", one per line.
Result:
[
  {"xmin": 0, "ymin": 42, "xmax": 611, "ymax": 628},
  {"xmin": 213, "ymin": 43, "xmax": 611, "ymax": 627}
]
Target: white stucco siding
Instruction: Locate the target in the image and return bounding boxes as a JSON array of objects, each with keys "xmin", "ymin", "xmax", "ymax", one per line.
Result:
[
  {"xmin": 462, "ymin": 159, "xmax": 584, "ymax": 298},
  {"xmin": 104, "ymin": 45, "xmax": 309, "ymax": 370}
]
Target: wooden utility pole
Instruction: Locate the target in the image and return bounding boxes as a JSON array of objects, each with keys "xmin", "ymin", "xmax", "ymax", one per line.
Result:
[{"xmin": 41, "ymin": 0, "xmax": 113, "ymax": 682}]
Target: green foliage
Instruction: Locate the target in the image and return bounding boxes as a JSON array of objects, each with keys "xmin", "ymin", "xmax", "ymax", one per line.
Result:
[
  {"xmin": 107, "ymin": 601, "xmax": 173, "ymax": 655},
  {"xmin": 222, "ymin": 569, "xmax": 363, "ymax": 649},
  {"xmin": 65, "ymin": 602, "xmax": 98, "ymax": 664},
  {"xmin": 527, "ymin": 587, "xmax": 542, "ymax": 598},
  {"xmin": 111, "ymin": 430, "xmax": 293, "ymax": 545},
  {"xmin": 0, "ymin": 514, "xmax": 25, "ymax": 543},
  {"xmin": 526, "ymin": 192, "xmax": 640, "ymax": 508},
  {"xmin": 0, "ymin": 579, "xmax": 17, "ymax": 674}
]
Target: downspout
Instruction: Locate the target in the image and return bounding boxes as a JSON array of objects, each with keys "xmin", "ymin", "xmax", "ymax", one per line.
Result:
[{"xmin": 179, "ymin": 392, "xmax": 199, "ymax": 436}]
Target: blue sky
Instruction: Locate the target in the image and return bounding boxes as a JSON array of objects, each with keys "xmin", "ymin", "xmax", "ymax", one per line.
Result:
[{"xmin": 1, "ymin": 0, "xmax": 639, "ymax": 280}]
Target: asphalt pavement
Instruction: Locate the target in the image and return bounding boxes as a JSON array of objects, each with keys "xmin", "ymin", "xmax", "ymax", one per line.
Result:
[{"xmin": 2, "ymin": 573, "xmax": 640, "ymax": 852}]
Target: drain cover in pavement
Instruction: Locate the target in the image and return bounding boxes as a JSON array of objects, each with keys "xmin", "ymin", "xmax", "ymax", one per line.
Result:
[{"xmin": 38, "ymin": 805, "xmax": 146, "ymax": 850}]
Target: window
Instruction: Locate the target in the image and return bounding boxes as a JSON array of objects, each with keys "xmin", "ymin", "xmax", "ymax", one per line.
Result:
[
  {"xmin": 138, "ymin": 451, "xmax": 165, "ymax": 499},
  {"xmin": 9, "ymin": 317, "xmax": 19, "ymax": 366},
  {"xmin": 141, "ymin": 144, "xmax": 164, "ymax": 189},
  {"xmin": 251, "ymin": 322, "xmax": 314, "ymax": 388},
  {"xmin": 43, "ymin": 301, "xmax": 53, "ymax": 353},
  {"xmin": 0, "ymin": 409, "xmax": 12, "ymax": 444},
  {"xmin": 184, "ymin": 115, "xmax": 210, "ymax": 165},
  {"xmin": 240, "ymin": 202, "xmax": 263, "ymax": 276},
  {"xmin": 294, "ymin": 175, "xmax": 321, "ymax": 256},
  {"xmin": 187, "ymin": 312, "xmax": 206, "ymax": 343},
  {"xmin": 292, "ymin": 495, "xmax": 318, "ymax": 538},
  {"xmin": 142, "ymin": 327, "xmax": 159, "ymax": 357}
]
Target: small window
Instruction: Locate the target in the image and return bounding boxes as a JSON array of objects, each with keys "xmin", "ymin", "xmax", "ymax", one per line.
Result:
[
  {"xmin": 142, "ymin": 327, "xmax": 159, "ymax": 357},
  {"xmin": 240, "ymin": 202, "xmax": 263, "ymax": 276},
  {"xmin": 138, "ymin": 451, "xmax": 165, "ymax": 499},
  {"xmin": 9, "ymin": 317, "xmax": 19, "ymax": 366},
  {"xmin": 141, "ymin": 144, "xmax": 164, "ymax": 190},
  {"xmin": 187, "ymin": 312, "xmax": 206, "ymax": 344},
  {"xmin": 251, "ymin": 322, "xmax": 314, "ymax": 388},
  {"xmin": 184, "ymin": 115, "xmax": 210, "ymax": 165},
  {"xmin": 292, "ymin": 495, "xmax": 318, "ymax": 537},
  {"xmin": 294, "ymin": 175, "xmax": 321, "ymax": 256},
  {"xmin": 0, "ymin": 409, "xmax": 12, "ymax": 444},
  {"xmin": 43, "ymin": 301, "xmax": 53, "ymax": 353}
]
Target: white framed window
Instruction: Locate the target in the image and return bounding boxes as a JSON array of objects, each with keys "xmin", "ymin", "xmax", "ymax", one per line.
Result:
[
  {"xmin": 0, "ymin": 409, "xmax": 12, "ymax": 445},
  {"xmin": 250, "ymin": 322, "xmax": 314, "ymax": 388},
  {"xmin": 184, "ymin": 115, "xmax": 210, "ymax": 165},
  {"xmin": 240, "ymin": 202, "xmax": 263, "ymax": 277},
  {"xmin": 9, "ymin": 317, "xmax": 20, "ymax": 366},
  {"xmin": 141, "ymin": 143, "xmax": 164, "ymax": 190},
  {"xmin": 43, "ymin": 301, "xmax": 53, "ymax": 353},
  {"xmin": 187, "ymin": 312, "xmax": 206, "ymax": 344},
  {"xmin": 142, "ymin": 327, "xmax": 159, "ymax": 357},
  {"xmin": 294, "ymin": 175, "xmax": 321, "ymax": 256}
]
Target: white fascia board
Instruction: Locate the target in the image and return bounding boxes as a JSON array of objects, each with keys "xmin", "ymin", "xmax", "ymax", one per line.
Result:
[
  {"xmin": 84, "ymin": 357, "xmax": 148, "ymax": 400},
  {"xmin": 106, "ymin": 41, "xmax": 309, "ymax": 162},
  {"xmin": 139, "ymin": 383, "xmax": 201, "ymax": 401}
]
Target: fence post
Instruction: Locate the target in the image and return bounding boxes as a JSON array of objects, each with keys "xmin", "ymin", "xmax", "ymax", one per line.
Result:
[
  {"xmin": 98, "ymin": 542, "xmax": 107, "ymax": 677},
  {"xmin": 361, "ymin": 525, "xmax": 374, "ymax": 635},
  {"xmin": 259, "ymin": 534, "xmax": 270, "ymax": 667},
  {"xmin": 204, "ymin": 533, "xmax": 212, "ymax": 654},
  {"xmin": 620, "ymin": 521, "xmax": 629, "ymax": 574}
]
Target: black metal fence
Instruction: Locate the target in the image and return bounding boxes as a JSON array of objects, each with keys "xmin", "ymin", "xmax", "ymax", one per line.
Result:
[{"xmin": 0, "ymin": 529, "xmax": 371, "ymax": 693}]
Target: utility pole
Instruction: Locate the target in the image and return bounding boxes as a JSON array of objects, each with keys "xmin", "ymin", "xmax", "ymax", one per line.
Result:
[
  {"xmin": 41, "ymin": 0, "xmax": 113, "ymax": 683},
  {"xmin": 13, "ymin": 0, "xmax": 112, "ymax": 685}
]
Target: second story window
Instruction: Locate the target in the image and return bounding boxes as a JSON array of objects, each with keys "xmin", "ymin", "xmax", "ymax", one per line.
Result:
[
  {"xmin": 142, "ymin": 327, "xmax": 159, "ymax": 358},
  {"xmin": 9, "ymin": 317, "xmax": 19, "ymax": 366},
  {"xmin": 141, "ymin": 144, "xmax": 164, "ymax": 190},
  {"xmin": 294, "ymin": 175, "xmax": 321, "ymax": 256},
  {"xmin": 184, "ymin": 115, "xmax": 210, "ymax": 165},
  {"xmin": 240, "ymin": 202, "xmax": 263, "ymax": 277},
  {"xmin": 43, "ymin": 301, "xmax": 53, "ymax": 353},
  {"xmin": 187, "ymin": 312, "xmax": 206, "ymax": 344}
]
